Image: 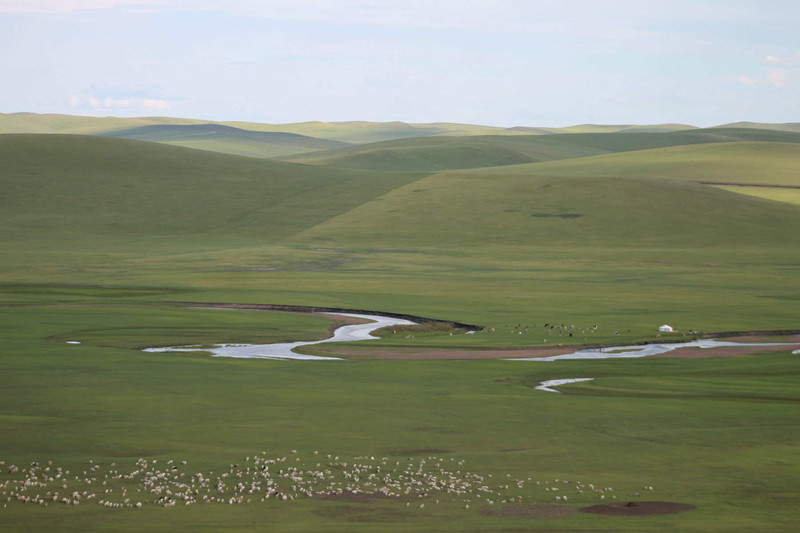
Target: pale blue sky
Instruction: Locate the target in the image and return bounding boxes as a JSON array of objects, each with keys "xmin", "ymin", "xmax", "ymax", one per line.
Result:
[{"xmin": 1, "ymin": 0, "xmax": 798, "ymax": 127}]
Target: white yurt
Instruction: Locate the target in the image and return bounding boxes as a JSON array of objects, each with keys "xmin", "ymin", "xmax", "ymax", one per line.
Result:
[{"xmin": 658, "ymin": 325, "xmax": 673, "ymax": 332}]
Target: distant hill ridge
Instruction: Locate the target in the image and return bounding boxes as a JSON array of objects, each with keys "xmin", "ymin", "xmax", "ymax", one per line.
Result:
[
  {"xmin": 4, "ymin": 111, "xmax": 797, "ymax": 139},
  {"xmin": 2, "ymin": 112, "xmax": 798, "ymax": 160},
  {"xmin": 102, "ymin": 123, "xmax": 350, "ymax": 146},
  {"xmin": 715, "ymin": 121, "xmax": 800, "ymax": 133},
  {"xmin": 285, "ymin": 127, "xmax": 800, "ymax": 172},
  {"xmin": 99, "ymin": 123, "xmax": 351, "ymax": 158}
]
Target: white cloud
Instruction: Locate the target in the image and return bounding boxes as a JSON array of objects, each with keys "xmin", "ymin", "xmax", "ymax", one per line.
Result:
[
  {"xmin": 765, "ymin": 54, "xmax": 796, "ymax": 66},
  {"xmin": 69, "ymin": 94, "xmax": 171, "ymax": 111},
  {"xmin": 103, "ymin": 97, "xmax": 132, "ymax": 108},
  {"xmin": 730, "ymin": 68, "xmax": 791, "ymax": 89},
  {"xmin": 731, "ymin": 53, "xmax": 799, "ymax": 89},
  {"xmin": 142, "ymin": 99, "xmax": 171, "ymax": 110}
]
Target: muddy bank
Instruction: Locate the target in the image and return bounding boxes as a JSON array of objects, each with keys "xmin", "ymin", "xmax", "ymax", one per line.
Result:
[
  {"xmin": 653, "ymin": 344, "xmax": 800, "ymax": 359},
  {"xmin": 307, "ymin": 339, "xmax": 800, "ymax": 361}
]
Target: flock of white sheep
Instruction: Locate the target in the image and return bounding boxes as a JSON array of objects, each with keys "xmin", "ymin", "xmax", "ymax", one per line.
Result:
[{"xmin": 1, "ymin": 453, "xmax": 652, "ymax": 511}]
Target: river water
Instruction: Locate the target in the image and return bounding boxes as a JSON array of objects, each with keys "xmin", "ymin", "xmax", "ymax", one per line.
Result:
[
  {"xmin": 511, "ymin": 338, "xmax": 800, "ymax": 362},
  {"xmin": 143, "ymin": 313, "xmax": 417, "ymax": 360},
  {"xmin": 535, "ymin": 378, "xmax": 595, "ymax": 393}
]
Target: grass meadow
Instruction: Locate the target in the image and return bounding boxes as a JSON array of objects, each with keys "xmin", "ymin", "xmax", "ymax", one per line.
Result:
[{"xmin": 1, "ymin": 125, "xmax": 799, "ymax": 531}]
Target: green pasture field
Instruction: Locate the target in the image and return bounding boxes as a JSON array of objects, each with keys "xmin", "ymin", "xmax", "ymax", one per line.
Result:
[
  {"xmin": 0, "ymin": 296, "xmax": 799, "ymax": 532},
  {"xmin": 1, "ymin": 129, "xmax": 799, "ymax": 531}
]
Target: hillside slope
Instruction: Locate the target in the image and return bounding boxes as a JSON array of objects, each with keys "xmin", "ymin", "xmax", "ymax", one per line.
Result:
[
  {"xmin": 295, "ymin": 143, "xmax": 800, "ymax": 249},
  {"xmin": 0, "ymin": 134, "xmax": 424, "ymax": 243}
]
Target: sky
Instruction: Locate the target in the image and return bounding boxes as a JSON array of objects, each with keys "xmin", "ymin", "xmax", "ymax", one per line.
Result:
[{"xmin": 1, "ymin": 0, "xmax": 799, "ymax": 127}]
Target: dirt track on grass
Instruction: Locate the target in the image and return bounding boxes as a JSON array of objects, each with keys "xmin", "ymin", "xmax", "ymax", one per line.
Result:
[
  {"xmin": 653, "ymin": 344, "xmax": 800, "ymax": 359},
  {"xmin": 309, "ymin": 346, "xmax": 580, "ymax": 360},
  {"xmin": 310, "ymin": 339, "xmax": 800, "ymax": 360}
]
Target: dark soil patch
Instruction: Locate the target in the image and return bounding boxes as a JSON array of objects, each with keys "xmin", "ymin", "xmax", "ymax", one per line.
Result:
[
  {"xmin": 579, "ymin": 501, "xmax": 696, "ymax": 516},
  {"xmin": 170, "ymin": 301, "xmax": 482, "ymax": 331},
  {"xmin": 479, "ymin": 503, "xmax": 577, "ymax": 519},
  {"xmin": 655, "ymin": 345, "xmax": 799, "ymax": 359},
  {"xmin": 312, "ymin": 504, "xmax": 415, "ymax": 522}
]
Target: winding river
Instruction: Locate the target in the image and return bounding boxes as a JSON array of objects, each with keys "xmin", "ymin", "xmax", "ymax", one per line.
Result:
[
  {"xmin": 510, "ymin": 338, "xmax": 800, "ymax": 362},
  {"xmin": 142, "ymin": 313, "xmax": 417, "ymax": 360},
  {"xmin": 140, "ymin": 309, "xmax": 799, "ymax": 362}
]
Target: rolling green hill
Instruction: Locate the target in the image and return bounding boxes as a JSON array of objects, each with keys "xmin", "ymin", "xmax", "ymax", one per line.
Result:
[
  {"xmin": 101, "ymin": 123, "xmax": 351, "ymax": 158},
  {"xmin": 286, "ymin": 128, "xmax": 800, "ymax": 171},
  {"xmin": 289, "ymin": 140, "xmax": 800, "ymax": 249},
  {"xmin": 295, "ymin": 169, "xmax": 800, "ymax": 249},
  {"xmin": 0, "ymin": 134, "xmax": 422, "ymax": 243},
  {"xmin": 3, "ymin": 134, "xmax": 797, "ymax": 251}
]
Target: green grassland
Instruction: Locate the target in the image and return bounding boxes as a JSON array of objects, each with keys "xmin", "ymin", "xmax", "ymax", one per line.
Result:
[
  {"xmin": 1, "ymin": 126, "xmax": 799, "ymax": 532},
  {"xmin": 1, "ymin": 298, "xmax": 798, "ymax": 532}
]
